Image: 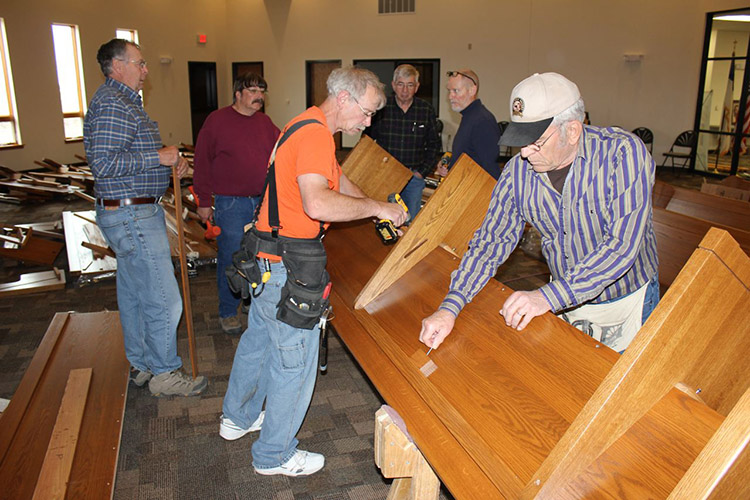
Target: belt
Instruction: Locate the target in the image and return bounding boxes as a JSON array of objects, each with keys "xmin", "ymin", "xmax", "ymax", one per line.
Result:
[{"xmin": 96, "ymin": 197, "xmax": 159, "ymax": 207}]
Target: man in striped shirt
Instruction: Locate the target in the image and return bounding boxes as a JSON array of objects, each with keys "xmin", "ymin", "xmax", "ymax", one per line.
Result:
[{"xmin": 420, "ymin": 72, "xmax": 659, "ymax": 353}]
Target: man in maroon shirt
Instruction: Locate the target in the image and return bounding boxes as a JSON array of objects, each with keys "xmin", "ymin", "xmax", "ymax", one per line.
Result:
[{"xmin": 193, "ymin": 73, "xmax": 281, "ymax": 334}]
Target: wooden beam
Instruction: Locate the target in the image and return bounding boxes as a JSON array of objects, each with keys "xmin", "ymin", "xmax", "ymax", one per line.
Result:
[
  {"xmin": 32, "ymin": 368, "xmax": 92, "ymax": 500},
  {"xmin": 355, "ymin": 153, "xmax": 495, "ymax": 309}
]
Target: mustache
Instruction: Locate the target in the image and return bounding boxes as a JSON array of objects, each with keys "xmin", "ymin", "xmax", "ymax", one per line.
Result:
[{"xmin": 252, "ymin": 98, "xmax": 265, "ymax": 105}]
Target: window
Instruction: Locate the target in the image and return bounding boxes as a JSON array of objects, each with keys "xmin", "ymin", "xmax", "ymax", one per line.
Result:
[
  {"xmin": 115, "ymin": 28, "xmax": 139, "ymax": 44},
  {"xmin": 51, "ymin": 23, "xmax": 86, "ymax": 141},
  {"xmin": 0, "ymin": 18, "xmax": 21, "ymax": 147}
]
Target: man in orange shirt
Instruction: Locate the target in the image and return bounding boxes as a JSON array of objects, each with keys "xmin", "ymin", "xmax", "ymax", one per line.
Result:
[{"xmin": 220, "ymin": 67, "xmax": 407, "ymax": 477}]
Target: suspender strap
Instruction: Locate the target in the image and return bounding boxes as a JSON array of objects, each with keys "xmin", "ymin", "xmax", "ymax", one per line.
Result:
[{"xmin": 255, "ymin": 118, "xmax": 324, "ymax": 238}]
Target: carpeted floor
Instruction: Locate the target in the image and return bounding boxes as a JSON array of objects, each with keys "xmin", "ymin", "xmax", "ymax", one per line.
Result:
[{"xmin": 0, "ymin": 168, "xmax": 701, "ymax": 499}]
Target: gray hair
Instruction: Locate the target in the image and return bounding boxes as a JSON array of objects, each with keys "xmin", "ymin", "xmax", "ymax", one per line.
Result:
[
  {"xmin": 96, "ymin": 38, "xmax": 139, "ymax": 77},
  {"xmin": 327, "ymin": 66, "xmax": 386, "ymax": 109},
  {"xmin": 551, "ymin": 97, "xmax": 586, "ymax": 141},
  {"xmin": 393, "ymin": 64, "xmax": 419, "ymax": 83}
]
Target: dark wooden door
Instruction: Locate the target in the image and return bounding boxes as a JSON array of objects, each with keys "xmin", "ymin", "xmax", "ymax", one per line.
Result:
[
  {"xmin": 306, "ymin": 60, "xmax": 341, "ymax": 149},
  {"xmin": 187, "ymin": 61, "xmax": 218, "ymax": 145}
]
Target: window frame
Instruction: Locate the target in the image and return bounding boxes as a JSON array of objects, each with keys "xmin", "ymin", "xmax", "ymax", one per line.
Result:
[
  {"xmin": 0, "ymin": 17, "xmax": 22, "ymax": 148},
  {"xmin": 51, "ymin": 22, "xmax": 87, "ymax": 142}
]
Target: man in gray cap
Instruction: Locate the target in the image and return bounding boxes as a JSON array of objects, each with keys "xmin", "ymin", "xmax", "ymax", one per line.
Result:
[{"xmin": 419, "ymin": 72, "xmax": 659, "ymax": 353}]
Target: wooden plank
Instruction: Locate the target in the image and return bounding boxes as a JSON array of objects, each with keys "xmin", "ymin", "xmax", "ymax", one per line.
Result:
[
  {"xmin": 32, "ymin": 368, "xmax": 92, "ymax": 500},
  {"xmin": 355, "ymin": 153, "xmax": 495, "ymax": 309},
  {"xmin": 525, "ymin": 229, "xmax": 750, "ymax": 498},
  {"xmin": 657, "ymin": 181, "xmax": 750, "ymax": 232},
  {"xmin": 670, "ymin": 387, "xmax": 750, "ymax": 499},
  {"xmin": 0, "ymin": 269, "xmax": 66, "ymax": 297},
  {"xmin": 341, "ymin": 135, "xmax": 412, "ymax": 201},
  {"xmin": 556, "ymin": 388, "xmax": 724, "ymax": 499},
  {"xmin": 0, "ymin": 312, "xmax": 130, "ymax": 500},
  {"xmin": 0, "ymin": 234, "xmax": 63, "ymax": 266}
]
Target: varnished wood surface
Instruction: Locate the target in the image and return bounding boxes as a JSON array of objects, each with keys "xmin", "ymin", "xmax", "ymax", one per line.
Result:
[
  {"xmin": 0, "ymin": 233, "xmax": 63, "ymax": 266},
  {"xmin": 527, "ymin": 229, "xmax": 750, "ymax": 498},
  {"xmin": 0, "ymin": 312, "xmax": 129, "ymax": 500},
  {"xmin": 327, "ymin": 221, "xmax": 749, "ymax": 499},
  {"xmin": 653, "ymin": 207, "xmax": 750, "ymax": 288},
  {"xmin": 0, "ymin": 269, "xmax": 66, "ymax": 296},
  {"xmin": 326, "ymin": 221, "xmax": 619, "ymax": 498},
  {"xmin": 556, "ymin": 388, "xmax": 724, "ymax": 499},
  {"xmin": 341, "ymin": 135, "xmax": 412, "ymax": 202},
  {"xmin": 653, "ymin": 180, "xmax": 750, "ymax": 232},
  {"xmin": 355, "ymin": 153, "xmax": 495, "ymax": 309}
]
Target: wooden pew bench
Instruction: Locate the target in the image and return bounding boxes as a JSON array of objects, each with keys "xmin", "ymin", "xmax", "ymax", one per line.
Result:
[{"xmin": 0, "ymin": 311, "xmax": 129, "ymax": 499}]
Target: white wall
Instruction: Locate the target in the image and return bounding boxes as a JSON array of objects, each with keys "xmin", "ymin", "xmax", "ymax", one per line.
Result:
[{"xmin": 1, "ymin": 0, "xmax": 749, "ymax": 171}]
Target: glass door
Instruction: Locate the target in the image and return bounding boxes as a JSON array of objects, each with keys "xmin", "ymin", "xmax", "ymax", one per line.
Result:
[{"xmin": 696, "ymin": 8, "xmax": 750, "ymax": 177}]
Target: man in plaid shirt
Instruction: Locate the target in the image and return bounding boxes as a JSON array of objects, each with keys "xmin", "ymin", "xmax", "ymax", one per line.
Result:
[
  {"xmin": 364, "ymin": 64, "xmax": 440, "ymax": 218},
  {"xmin": 84, "ymin": 38, "xmax": 207, "ymax": 397}
]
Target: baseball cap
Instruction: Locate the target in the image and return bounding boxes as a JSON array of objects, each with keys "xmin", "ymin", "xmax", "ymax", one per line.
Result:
[{"xmin": 499, "ymin": 72, "xmax": 581, "ymax": 147}]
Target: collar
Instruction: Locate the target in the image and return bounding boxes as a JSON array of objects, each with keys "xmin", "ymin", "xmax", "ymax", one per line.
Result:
[
  {"xmin": 460, "ymin": 98, "xmax": 482, "ymax": 116},
  {"xmin": 105, "ymin": 77, "xmax": 142, "ymax": 105}
]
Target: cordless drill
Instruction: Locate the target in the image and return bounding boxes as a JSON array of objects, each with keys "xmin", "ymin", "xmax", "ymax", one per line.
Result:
[{"xmin": 375, "ymin": 193, "xmax": 410, "ymax": 245}]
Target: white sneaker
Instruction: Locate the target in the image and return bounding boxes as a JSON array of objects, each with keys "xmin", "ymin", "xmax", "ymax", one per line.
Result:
[
  {"xmin": 254, "ymin": 449, "xmax": 325, "ymax": 477},
  {"xmin": 219, "ymin": 411, "xmax": 264, "ymax": 440}
]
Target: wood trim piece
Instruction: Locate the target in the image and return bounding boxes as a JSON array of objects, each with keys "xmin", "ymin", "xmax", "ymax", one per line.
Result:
[{"xmin": 32, "ymin": 368, "xmax": 92, "ymax": 500}]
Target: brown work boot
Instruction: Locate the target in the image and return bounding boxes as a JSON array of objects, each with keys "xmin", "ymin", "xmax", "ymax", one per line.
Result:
[
  {"xmin": 149, "ymin": 370, "xmax": 207, "ymax": 397},
  {"xmin": 220, "ymin": 315, "xmax": 243, "ymax": 335}
]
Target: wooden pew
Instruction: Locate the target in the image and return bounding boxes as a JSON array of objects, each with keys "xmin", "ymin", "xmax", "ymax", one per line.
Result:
[
  {"xmin": 654, "ymin": 180, "xmax": 750, "ymax": 232},
  {"xmin": 0, "ymin": 312, "xmax": 130, "ymax": 499},
  {"xmin": 326, "ymin": 144, "xmax": 749, "ymax": 498},
  {"xmin": 653, "ymin": 207, "xmax": 750, "ymax": 288}
]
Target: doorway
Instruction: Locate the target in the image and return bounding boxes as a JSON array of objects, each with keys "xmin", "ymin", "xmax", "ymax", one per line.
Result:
[
  {"xmin": 187, "ymin": 61, "xmax": 218, "ymax": 145},
  {"xmin": 306, "ymin": 60, "xmax": 342, "ymax": 149},
  {"xmin": 695, "ymin": 8, "xmax": 750, "ymax": 176}
]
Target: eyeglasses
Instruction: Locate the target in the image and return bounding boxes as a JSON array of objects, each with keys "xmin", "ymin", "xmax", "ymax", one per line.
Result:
[
  {"xmin": 350, "ymin": 95, "xmax": 376, "ymax": 117},
  {"xmin": 118, "ymin": 58, "xmax": 147, "ymax": 69},
  {"xmin": 446, "ymin": 71, "xmax": 477, "ymax": 87},
  {"xmin": 527, "ymin": 127, "xmax": 559, "ymax": 152},
  {"xmin": 243, "ymin": 87, "xmax": 267, "ymax": 95},
  {"xmin": 395, "ymin": 82, "xmax": 417, "ymax": 89}
]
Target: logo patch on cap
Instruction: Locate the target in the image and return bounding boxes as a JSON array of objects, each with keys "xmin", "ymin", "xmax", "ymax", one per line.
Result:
[{"xmin": 512, "ymin": 97, "xmax": 524, "ymax": 117}]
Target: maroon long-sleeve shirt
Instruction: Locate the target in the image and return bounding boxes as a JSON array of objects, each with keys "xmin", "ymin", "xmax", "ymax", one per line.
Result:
[{"xmin": 192, "ymin": 106, "xmax": 280, "ymax": 206}]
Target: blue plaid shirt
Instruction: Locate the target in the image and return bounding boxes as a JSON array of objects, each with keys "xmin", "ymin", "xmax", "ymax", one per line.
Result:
[
  {"xmin": 441, "ymin": 126, "xmax": 659, "ymax": 316},
  {"xmin": 84, "ymin": 78, "xmax": 168, "ymax": 198}
]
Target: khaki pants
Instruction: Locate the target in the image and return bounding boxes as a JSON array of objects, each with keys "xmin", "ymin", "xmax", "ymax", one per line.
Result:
[{"xmin": 558, "ymin": 282, "xmax": 649, "ymax": 352}]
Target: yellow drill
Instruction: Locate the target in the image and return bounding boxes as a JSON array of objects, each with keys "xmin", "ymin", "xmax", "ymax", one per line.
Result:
[{"xmin": 375, "ymin": 193, "xmax": 409, "ymax": 245}]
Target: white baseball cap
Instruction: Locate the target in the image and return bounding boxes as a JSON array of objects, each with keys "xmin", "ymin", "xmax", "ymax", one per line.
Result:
[{"xmin": 500, "ymin": 72, "xmax": 581, "ymax": 147}]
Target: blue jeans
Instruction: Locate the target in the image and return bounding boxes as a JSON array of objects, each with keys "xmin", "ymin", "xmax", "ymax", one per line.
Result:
[
  {"xmin": 400, "ymin": 174, "xmax": 426, "ymax": 221},
  {"xmin": 641, "ymin": 273, "xmax": 660, "ymax": 324},
  {"xmin": 213, "ymin": 195, "xmax": 260, "ymax": 318},
  {"xmin": 222, "ymin": 261, "xmax": 321, "ymax": 468},
  {"xmin": 96, "ymin": 204, "xmax": 182, "ymax": 375}
]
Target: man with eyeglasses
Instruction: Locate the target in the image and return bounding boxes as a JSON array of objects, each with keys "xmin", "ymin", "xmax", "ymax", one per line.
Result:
[
  {"xmin": 220, "ymin": 67, "xmax": 407, "ymax": 477},
  {"xmin": 193, "ymin": 73, "xmax": 281, "ymax": 335},
  {"xmin": 420, "ymin": 72, "xmax": 659, "ymax": 355},
  {"xmin": 437, "ymin": 69, "xmax": 500, "ymax": 179},
  {"xmin": 363, "ymin": 64, "xmax": 440, "ymax": 219},
  {"xmin": 84, "ymin": 38, "xmax": 207, "ymax": 397}
]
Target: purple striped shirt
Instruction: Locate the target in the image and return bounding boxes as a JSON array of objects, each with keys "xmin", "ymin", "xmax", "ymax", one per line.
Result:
[{"xmin": 441, "ymin": 125, "xmax": 659, "ymax": 316}]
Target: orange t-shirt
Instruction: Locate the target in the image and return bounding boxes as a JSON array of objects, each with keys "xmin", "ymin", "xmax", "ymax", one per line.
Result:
[{"xmin": 256, "ymin": 107, "xmax": 341, "ymax": 252}]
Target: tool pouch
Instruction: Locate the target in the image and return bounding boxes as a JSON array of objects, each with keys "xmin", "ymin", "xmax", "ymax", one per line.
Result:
[
  {"xmin": 277, "ymin": 240, "xmax": 330, "ymax": 330},
  {"xmin": 225, "ymin": 247, "xmax": 262, "ymax": 300}
]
